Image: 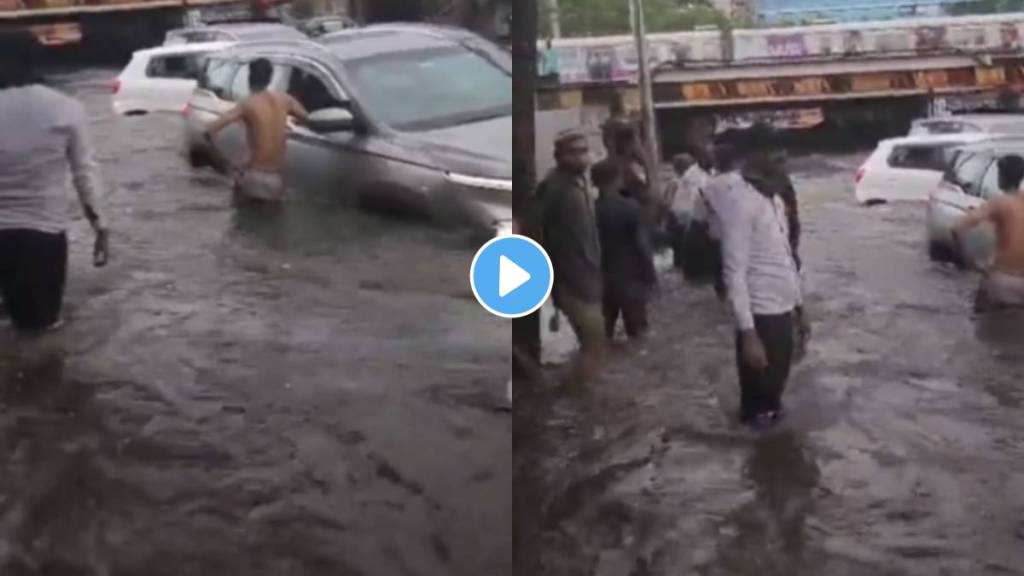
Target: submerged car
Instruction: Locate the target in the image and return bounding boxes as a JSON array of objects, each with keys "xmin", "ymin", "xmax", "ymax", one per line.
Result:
[
  {"xmin": 855, "ymin": 133, "xmax": 988, "ymax": 204},
  {"xmin": 926, "ymin": 136, "xmax": 1024, "ymax": 266},
  {"xmin": 183, "ymin": 25, "xmax": 511, "ymax": 234}
]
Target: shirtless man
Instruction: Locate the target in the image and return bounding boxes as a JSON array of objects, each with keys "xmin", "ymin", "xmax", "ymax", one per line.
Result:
[
  {"xmin": 204, "ymin": 58, "xmax": 309, "ymax": 203},
  {"xmin": 953, "ymin": 155, "xmax": 1024, "ymax": 311}
]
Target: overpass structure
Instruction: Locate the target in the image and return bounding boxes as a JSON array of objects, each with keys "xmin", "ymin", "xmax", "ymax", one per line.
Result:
[{"xmin": 537, "ymin": 13, "xmax": 1024, "ymax": 144}]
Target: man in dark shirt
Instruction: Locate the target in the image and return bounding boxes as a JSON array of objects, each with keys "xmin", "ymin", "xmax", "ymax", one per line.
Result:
[
  {"xmin": 592, "ymin": 160, "xmax": 657, "ymax": 341},
  {"xmin": 521, "ymin": 130, "xmax": 605, "ymax": 389}
]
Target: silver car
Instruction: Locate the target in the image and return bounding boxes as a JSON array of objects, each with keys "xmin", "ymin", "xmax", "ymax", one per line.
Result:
[
  {"xmin": 926, "ymin": 137, "xmax": 1024, "ymax": 267},
  {"xmin": 910, "ymin": 114, "xmax": 1024, "ymax": 137},
  {"xmin": 182, "ymin": 25, "xmax": 512, "ymax": 234}
]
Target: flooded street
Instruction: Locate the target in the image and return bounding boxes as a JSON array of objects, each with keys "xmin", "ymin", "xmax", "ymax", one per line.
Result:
[
  {"xmin": 524, "ymin": 152, "xmax": 1024, "ymax": 575},
  {"xmin": 0, "ymin": 69, "xmax": 511, "ymax": 575}
]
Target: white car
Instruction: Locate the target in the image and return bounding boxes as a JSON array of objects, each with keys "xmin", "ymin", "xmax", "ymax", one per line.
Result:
[
  {"xmin": 855, "ymin": 133, "xmax": 989, "ymax": 204},
  {"xmin": 113, "ymin": 42, "xmax": 234, "ymax": 116}
]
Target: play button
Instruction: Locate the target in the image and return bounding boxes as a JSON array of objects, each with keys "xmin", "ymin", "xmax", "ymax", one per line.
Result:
[
  {"xmin": 499, "ymin": 256, "xmax": 530, "ymax": 298},
  {"xmin": 471, "ymin": 234, "xmax": 553, "ymax": 319}
]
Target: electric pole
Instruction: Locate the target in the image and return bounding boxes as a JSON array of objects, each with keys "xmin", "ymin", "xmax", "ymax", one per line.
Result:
[
  {"xmin": 549, "ymin": 0, "xmax": 562, "ymax": 38},
  {"xmin": 630, "ymin": 0, "xmax": 661, "ymax": 164}
]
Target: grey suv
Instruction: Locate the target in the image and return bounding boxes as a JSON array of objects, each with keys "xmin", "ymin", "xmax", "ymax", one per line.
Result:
[{"xmin": 182, "ymin": 25, "xmax": 512, "ymax": 234}]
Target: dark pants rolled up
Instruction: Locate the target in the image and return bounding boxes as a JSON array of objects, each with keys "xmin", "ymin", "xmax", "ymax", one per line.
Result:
[
  {"xmin": 735, "ymin": 312, "xmax": 794, "ymax": 423},
  {"xmin": 0, "ymin": 230, "xmax": 68, "ymax": 333}
]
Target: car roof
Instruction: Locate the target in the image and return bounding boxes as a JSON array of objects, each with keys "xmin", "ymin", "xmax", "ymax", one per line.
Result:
[
  {"xmin": 168, "ymin": 23, "xmax": 305, "ymax": 39},
  {"xmin": 953, "ymin": 135, "xmax": 1024, "ymax": 153},
  {"xmin": 916, "ymin": 114, "xmax": 1024, "ymax": 128},
  {"xmin": 319, "ymin": 24, "xmax": 470, "ymax": 60},
  {"xmin": 134, "ymin": 41, "xmax": 235, "ymax": 58},
  {"xmin": 880, "ymin": 133, "xmax": 992, "ymax": 147},
  {"xmin": 214, "ymin": 38, "xmax": 332, "ymax": 60}
]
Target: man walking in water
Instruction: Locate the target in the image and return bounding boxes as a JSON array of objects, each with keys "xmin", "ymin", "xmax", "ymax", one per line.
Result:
[
  {"xmin": 204, "ymin": 59, "xmax": 309, "ymax": 204},
  {"xmin": 953, "ymin": 155, "xmax": 1024, "ymax": 311},
  {"xmin": 0, "ymin": 33, "xmax": 110, "ymax": 334},
  {"xmin": 716, "ymin": 145, "xmax": 803, "ymax": 428},
  {"xmin": 522, "ymin": 130, "xmax": 605, "ymax": 391}
]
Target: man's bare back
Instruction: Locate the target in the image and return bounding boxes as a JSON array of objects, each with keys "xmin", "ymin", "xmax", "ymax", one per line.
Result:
[
  {"xmin": 205, "ymin": 89, "xmax": 308, "ymax": 173},
  {"xmin": 989, "ymin": 194, "xmax": 1024, "ymax": 274},
  {"xmin": 238, "ymin": 91, "xmax": 307, "ymax": 172}
]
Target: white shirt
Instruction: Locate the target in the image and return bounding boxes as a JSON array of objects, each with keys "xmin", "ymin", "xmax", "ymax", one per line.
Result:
[
  {"xmin": 674, "ymin": 164, "xmax": 710, "ymax": 219},
  {"xmin": 0, "ymin": 85, "xmax": 106, "ymax": 234},
  {"xmin": 715, "ymin": 172, "xmax": 802, "ymax": 331}
]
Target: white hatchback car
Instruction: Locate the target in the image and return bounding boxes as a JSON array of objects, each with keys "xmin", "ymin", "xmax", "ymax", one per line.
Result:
[
  {"xmin": 113, "ymin": 42, "xmax": 234, "ymax": 116},
  {"xmin": 855, "ymin": 133, "xmax": 989, "ymax": 204}
]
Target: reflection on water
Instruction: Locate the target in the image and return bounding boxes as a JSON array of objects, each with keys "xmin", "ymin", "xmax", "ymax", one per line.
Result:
[
  {"xmin": 714, "ymin": 431, "xmax": 820, "ymax": 575},
  {"xmin": 0, "ymin": 344, "xmax": 109, "ymax": 575}
]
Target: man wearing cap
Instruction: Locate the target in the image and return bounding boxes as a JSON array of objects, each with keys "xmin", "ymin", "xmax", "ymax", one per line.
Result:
[{"xmin": 520, "ymin": 130, "xmax": 604, "ymax": 389}]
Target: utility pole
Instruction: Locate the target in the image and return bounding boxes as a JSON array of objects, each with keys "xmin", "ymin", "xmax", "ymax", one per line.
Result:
[
  {"xmin": 630, "ymin": 0, "xmax": 661, "ymax": 164},
  {"xmin": 549, "ymin": 0, "xmax": 562, "ymax": 38},
  {"xmin": 512, "ymin": 0, "xmax": 540, "ymax": 366}
]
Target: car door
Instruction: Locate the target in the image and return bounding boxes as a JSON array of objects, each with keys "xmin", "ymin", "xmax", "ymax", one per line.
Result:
[
  {"xmin": 962, "ymin": 159, "xmax": 1004, "ymax": 267},
  {"xmin": 276, "ymin": 59, "xmax": 376, "ymax": 205},
  {"xmin": 937, "ymin": 152, "xmax": 994, "ymax": 261},
  {"xmin": 143, "ymin": 52, "xmax": 203, "ymax": 113},
  {"xmin": 886, "ymin": 144, "xmax": 951, "ymax": 201}
]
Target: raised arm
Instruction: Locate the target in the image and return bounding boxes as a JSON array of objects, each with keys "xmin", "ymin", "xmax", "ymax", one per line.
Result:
[
  {"xmin": 287, "ymin": 95, "xmax": 310, "ymax": 125},
  {"xmin": 205, "ymin": 104, "xmax": 244, "ymax": 138},
  {"xmin": 953, "ymin": 199, "xmax": 999, "ymax": 237}
]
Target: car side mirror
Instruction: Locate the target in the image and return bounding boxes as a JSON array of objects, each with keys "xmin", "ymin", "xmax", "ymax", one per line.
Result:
[{"xmin": 307, "ymin": 107, "xmax": 356, "ymax": 133}]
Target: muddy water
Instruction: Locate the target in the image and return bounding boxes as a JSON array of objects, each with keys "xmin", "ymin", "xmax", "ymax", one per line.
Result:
[
  {"xmin": 0, "ymin": 70, "xmax": 511, "ymax": 575},
  {"xmin": 527, "ymin": 152, "xmax": 1024, "ymax": 575}
]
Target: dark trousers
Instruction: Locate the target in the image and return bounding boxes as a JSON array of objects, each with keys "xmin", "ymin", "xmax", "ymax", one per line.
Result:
[
  {"xmin": 735, "ymin": 312, "xmax": 794, "ymax": 422},
  {"xmin": 603, "ymin": 288, "xmax": 649, "ymax": 340},
  {"xmin": 0, "ymin": 230, "xmax": 68, "ymax": 333}
]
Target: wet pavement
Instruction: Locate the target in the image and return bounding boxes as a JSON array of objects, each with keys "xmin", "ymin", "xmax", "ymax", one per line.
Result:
[
  {"xmin": 0, "ymin": 70, "xmax": 511, "ymax": 575},
  {"xmin": 522, "ymin": 153, "xmax": 1024, "ymax": 575}
]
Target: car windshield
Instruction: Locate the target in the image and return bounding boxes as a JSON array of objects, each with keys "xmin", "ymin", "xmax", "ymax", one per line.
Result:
[{"xmin": 343, "ymin": 45, "xmax": 512, "ymax": 132}]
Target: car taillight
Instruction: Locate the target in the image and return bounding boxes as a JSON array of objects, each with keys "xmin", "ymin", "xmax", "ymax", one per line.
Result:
[
  {"xmin": 112, "ymin": 79, "xmax": 121, "ymax": 95},
  {"xmin": 182, "ymin": 103, "xmax": 191, "ymax": 117},
  {"xmin": 855, "ymin": 166, "xmax": 866, "ymax": 184}
]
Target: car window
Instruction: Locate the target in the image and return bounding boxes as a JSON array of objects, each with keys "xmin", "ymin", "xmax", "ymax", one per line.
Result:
[
  {"xmin": 146, "ymin": 54, "xmax": 201, "ymax": 80},
  {"xmin": 200, "ymin": 57, "xmax": 238, "ymax": 100},
  {"xmin": 345, "ymin": 45, "xmax": 511, "ymax": 131},
  {"xmin": 284, "ymin": 64, "xmax": 346, "ymax": 113},
  {"xmin": 954, "ymin": 153, "xmax": 993, "ymax": 197},
  {"xmin": 887, "ymin": 145, "xmax": 951, "ymax": 171},
  {"xmin": 229, "ymin": 61, "xmax": 291, "ymax": 101}
]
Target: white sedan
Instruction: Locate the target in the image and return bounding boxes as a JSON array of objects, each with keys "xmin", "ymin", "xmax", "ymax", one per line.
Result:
[{"xmin": 855, "ymin": 133, "xmax": 989, "ymax": 204}]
